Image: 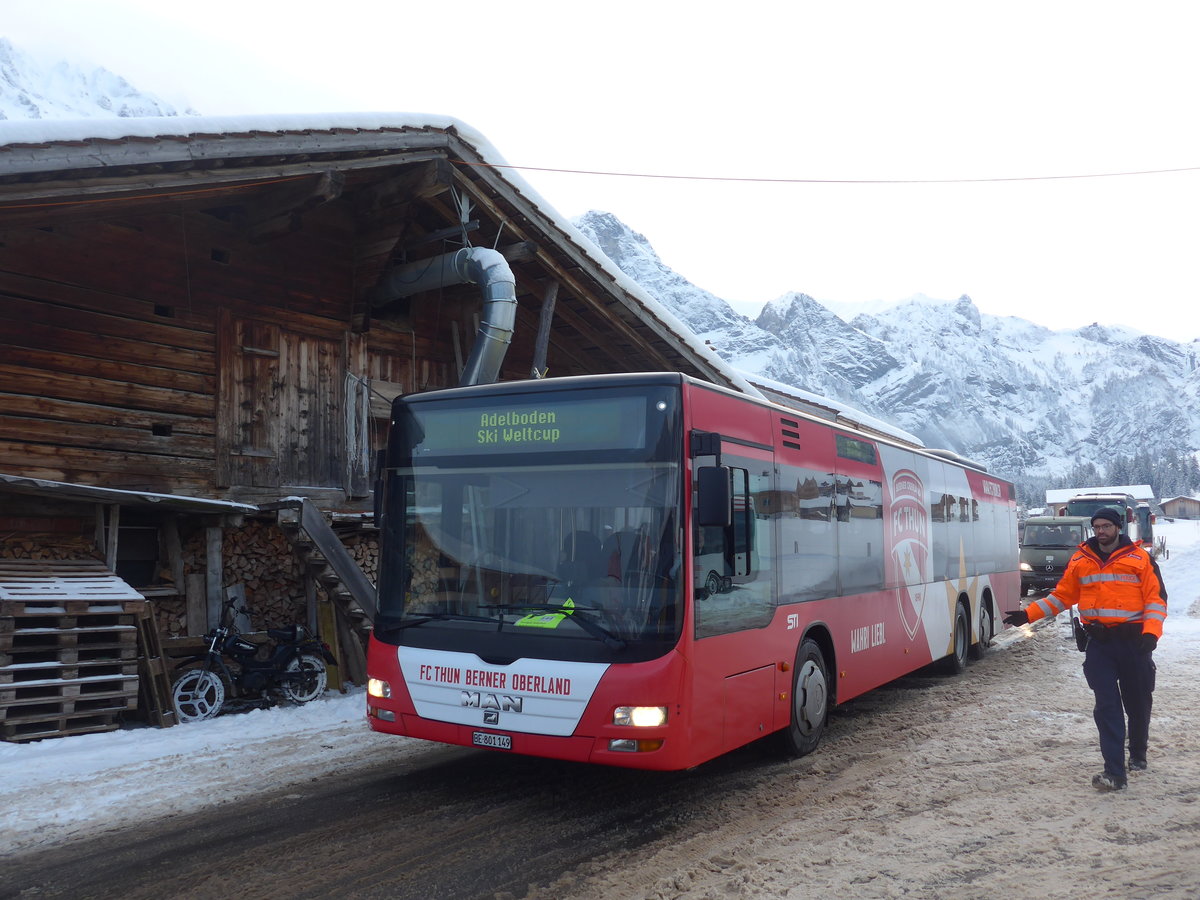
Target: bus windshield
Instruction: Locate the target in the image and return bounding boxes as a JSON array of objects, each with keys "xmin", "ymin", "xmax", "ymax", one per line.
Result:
[{"xmin": 375, "ymin": 382, "xmax": 684, "ymax": 662}]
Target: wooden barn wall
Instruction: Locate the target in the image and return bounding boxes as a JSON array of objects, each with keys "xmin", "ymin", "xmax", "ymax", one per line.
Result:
[{"xmin": 0, "ymin": 203, "xmax": 445, "ymax": 507}]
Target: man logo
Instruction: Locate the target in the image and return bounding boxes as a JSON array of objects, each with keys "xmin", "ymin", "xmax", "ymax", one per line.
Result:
[{"xmin": 461, "ymin": 691, "xmax": 523, "ymax": 715}]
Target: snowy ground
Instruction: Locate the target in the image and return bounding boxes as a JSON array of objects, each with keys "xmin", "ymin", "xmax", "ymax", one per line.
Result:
[{"xmin": 3, "ymin": 520, "xmax": 1199, "ymax": 895}]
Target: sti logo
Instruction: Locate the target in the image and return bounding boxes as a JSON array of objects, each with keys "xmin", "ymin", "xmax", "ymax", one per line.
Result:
[{"xmin": 786, "ymin": 613, "xmax": 800, "ymax": 630}]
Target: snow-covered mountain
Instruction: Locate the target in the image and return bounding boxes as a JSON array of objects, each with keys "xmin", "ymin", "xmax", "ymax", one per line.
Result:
[
  {"xmin": 0, "ymin": 38, "xmax": 195, "ymax": 120},
  {"xmin": 575, "ymin": 210, "xmax": 1200, "ymax": 482}
]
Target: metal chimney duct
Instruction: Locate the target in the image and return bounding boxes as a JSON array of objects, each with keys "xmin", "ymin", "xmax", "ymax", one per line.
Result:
[{"xmin": 372, "ymin": 246, "xmax": 518, "ymax": 386}]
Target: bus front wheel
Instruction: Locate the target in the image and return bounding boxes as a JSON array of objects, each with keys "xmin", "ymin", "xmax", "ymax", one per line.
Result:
[{"xmin": 782, "ymin": 638, "xmax": 829, "ymax": 758}]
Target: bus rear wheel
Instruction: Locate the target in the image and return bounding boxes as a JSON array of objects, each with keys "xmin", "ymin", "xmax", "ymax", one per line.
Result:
[
  {"xmin": 968, "ymin": 601, "xmax": 993, "ymax": 661},
  {"xmin": 941, "ymin": 602, "xmax": 970, "ymax": 675},
  {"xmin": 782, "ymin": 638, "xmax": 829, "ymax": 758}
]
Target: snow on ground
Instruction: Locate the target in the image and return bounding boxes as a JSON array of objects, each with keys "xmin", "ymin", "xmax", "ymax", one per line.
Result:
[{"xmin": 2, "ymin": 520, "xmax": 1199, "ymax": 861}]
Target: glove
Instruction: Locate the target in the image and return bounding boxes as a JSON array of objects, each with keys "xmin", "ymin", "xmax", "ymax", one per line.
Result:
[
  {"xmin": 1002, "ymin": 609, "xmax": 1029, "ymax": 626},
  {"xmin": 1140, "ymin": 633, "xmax": 1158, "ymax": 653}
]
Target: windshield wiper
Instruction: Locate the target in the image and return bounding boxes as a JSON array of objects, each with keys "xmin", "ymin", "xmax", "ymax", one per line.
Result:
[
  {"xmin": 392, "ymin": 612, "xmax": 502, "ymax": 629},
  {"xmin": 482, "ymin": 604, "xmax": 627, "ymax": 650}
]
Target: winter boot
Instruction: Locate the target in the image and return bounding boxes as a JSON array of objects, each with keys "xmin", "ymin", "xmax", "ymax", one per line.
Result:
[{"xmin": 1092, "ymin": 772, "xmax": 1127, "ymax": 791}]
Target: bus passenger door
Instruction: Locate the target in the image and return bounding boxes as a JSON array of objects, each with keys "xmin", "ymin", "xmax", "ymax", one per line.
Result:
[{"xmin": 690, "ymin": 446, "xmax": 777, "ymax": 755}]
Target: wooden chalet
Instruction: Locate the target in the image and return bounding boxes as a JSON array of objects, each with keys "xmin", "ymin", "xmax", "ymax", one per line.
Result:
[
  {"xmin": 0, "ymin": 113, "xmax": 747, "ymax": 738},
  {"xmin": 1160, "ymin": 496, "xmax": 1200, "ymax": 520}
]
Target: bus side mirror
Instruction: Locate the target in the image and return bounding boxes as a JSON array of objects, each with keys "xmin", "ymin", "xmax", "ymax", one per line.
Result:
[{"xmin": 697, "ymin": 466, "xmax": 732, "ymax": 527}]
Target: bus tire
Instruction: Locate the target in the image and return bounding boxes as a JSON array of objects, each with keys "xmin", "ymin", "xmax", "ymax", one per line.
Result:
[
  {"xmin": 968, "ymin": 601, "xmax": 993, "ymax": 661},
  {"xmin": 941, "ymin": 602, "xmax": 970, "ymax": 675},
  {"xmin": 782, "ymin": 638, "xmax": 829, "ymax": 758}
]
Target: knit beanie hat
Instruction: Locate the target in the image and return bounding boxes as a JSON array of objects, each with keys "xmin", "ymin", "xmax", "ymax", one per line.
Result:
[{"xmin": 1090, "ymin": 508, "xmax": 1124, "ymax": 528}]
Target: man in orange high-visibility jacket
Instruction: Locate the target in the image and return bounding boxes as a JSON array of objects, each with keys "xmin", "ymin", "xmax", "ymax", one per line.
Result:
[{"xmin": 1003, "ymin": 507, "xmax": 1167, "ymax": 792}]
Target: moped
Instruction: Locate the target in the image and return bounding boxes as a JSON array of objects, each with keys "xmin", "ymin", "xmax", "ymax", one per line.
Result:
[{"xmin": 171, "ymin": 599, "xmax": 338, "ymax": 723}]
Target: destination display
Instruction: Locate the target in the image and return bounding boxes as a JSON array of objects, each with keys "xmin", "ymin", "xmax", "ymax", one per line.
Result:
[{"xmin": 412, "ymin": 394, "xmax": 649, "ymax": 455}]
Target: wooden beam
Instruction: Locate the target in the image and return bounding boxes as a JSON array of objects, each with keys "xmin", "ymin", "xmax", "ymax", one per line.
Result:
[
  {"xmin": 105, "ymin": 504, "xmax": 120, "ymax": 571},
  {"xmin": 164, "ymin": 515, "xmax": 185, "ymax": 592},
  {"xmin": 185, "ymin": 573, "xmax": 207, "ymax": 637},
  {"xmin": 206, "ymin": 525, "xmax": 223, "ymax": 630},
  {"xmin": 94, "ymin": 504, "xmax": 105, "ymax": 556},
  {"xmin": 353, "ymin": 158, "xmax": 453, "ymax": 215},
  {"xmin": 246, "ymin": 169, "xmax": 345, "ymax": 243},
  {"xmin": 0, "ymin": 149, "xmax": 449, "ymax": 229},
  {"xmin": 530, "ymin": 280, "xmax": 559, "ymax": 378},
  {"xmin": 0, "ymin": 134, "xmax": 453, "ymax": 189}
]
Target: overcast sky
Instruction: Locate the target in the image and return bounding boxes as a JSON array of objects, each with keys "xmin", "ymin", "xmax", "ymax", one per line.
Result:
[{"xmin": 6, "ymin": 0, "xmax": 1199, "ymax": 342}]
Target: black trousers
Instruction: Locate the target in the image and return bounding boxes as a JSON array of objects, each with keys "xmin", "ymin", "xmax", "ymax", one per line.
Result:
[{"xmin": 1082, "ymin": 635, "xmax": 1156, "ymax": 779}]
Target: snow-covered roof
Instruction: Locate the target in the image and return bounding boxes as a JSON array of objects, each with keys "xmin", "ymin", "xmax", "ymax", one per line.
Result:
[
  {"xmin": 1, "ymin": 112, "xmax": 761, "ymax": 400},
  {"xmin": 0, "ymin": 111, "xmax": 468, "ymax": 149}
]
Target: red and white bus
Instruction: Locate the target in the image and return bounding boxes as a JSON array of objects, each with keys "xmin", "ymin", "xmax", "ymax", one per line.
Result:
[{"xmin": 366, "ymin": 372, "xmax": 1019, "ymax": 770}]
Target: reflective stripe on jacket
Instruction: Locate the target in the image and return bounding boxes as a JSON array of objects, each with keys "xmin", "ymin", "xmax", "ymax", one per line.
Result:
[{"xmin": 1025, "ymin": 536, "xmax": 1167, "ymax": 639}]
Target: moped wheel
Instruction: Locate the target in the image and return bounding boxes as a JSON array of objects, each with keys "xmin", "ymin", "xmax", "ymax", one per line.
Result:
[
  {"xmin": 281, "ymin": 654, "xmax": 327, "ymax": 704},
  {"xmin": 172, "ymin": 668, "xmax": 226, "ymax": 722}
]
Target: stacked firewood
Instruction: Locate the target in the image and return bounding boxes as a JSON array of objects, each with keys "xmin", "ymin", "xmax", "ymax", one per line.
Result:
[
  {"xmin": 339, "ymin": 530, "xmax": 380, "ymax": 584},
  {"xmin": 0, "ymin": 536, "xmax": 101, "ymax": 561},
  {"xmin": 180, "ymin": 518, "xmax": 308, "ymax": 632}
]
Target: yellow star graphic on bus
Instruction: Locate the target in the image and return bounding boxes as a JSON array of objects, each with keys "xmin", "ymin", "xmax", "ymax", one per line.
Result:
[{"xmin": 944, "ymin": 537, "xmax": 978, "ymax": 645}]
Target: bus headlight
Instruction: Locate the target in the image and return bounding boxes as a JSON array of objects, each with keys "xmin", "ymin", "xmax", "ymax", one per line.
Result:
[
  {"xmin": 613, "ymin": 705, "xmax": 667, "ymax": 727},
  {"xmin": 368, "ymin": 678, "xmax": 392, "ymax": 699}
]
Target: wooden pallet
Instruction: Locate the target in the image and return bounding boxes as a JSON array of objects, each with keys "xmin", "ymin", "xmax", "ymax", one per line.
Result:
[
  {"xmin": 0, "ymin": 674, "xmax": 141, "ymax": 714},
  {"xmin": 1, "ymin": 710, "xmax": 123, "ymax": 742},
  {"xmin": 0, "ymin": 561, "xmax": 145, "ymax": 614},
  {"xmin": 0, "ymin": 642, "xmax": 138, "ymax": 668},
  {"xmin": 136, "ymin": 603, "xmax": 176, "ymax": 727},
  {"xmin": 0, "ymin": 658, "xmax": 140, "ymax": 684},
  {"xmin": 1, "ymin": 560, "xmax": 145, "ymax": 741}
]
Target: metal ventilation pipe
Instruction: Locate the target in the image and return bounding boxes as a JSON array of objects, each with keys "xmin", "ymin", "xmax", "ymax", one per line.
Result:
[
  {"xmin": 371, "ymin": 246, "xmax": 518, "ymax": 386},
  {"xmin": 454, "ymin": 248, "xmax": 517, "ymax": 386}
]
